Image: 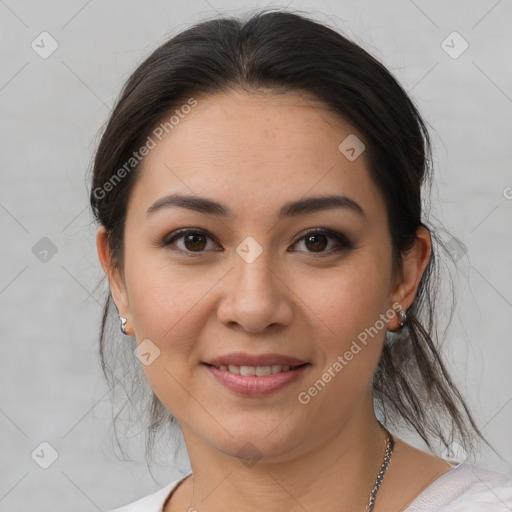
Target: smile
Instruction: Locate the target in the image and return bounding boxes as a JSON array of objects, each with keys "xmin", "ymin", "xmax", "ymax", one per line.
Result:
[
  {"xmin": 208, "ymin": 364, "xmax": 304, "ymax": 375},
  {"xmin": 203, "ymin": 362, "xmax": 311, "ymax": 396}
]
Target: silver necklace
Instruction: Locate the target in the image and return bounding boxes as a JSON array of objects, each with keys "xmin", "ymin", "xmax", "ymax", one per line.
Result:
[{"xmin": 366, "ymin": 429, "xmax": 395, "ymax": 512}]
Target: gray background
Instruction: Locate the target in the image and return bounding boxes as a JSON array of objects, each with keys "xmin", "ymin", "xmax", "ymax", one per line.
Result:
[{"xmin": 1, "ymin": 0, "xmax": 511, "ymax": 510}]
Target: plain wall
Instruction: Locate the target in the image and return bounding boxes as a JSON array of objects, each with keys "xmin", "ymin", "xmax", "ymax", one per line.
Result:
[{"xmin": 1, "ymin": 0, "xmax": 511, "ymax": 510}]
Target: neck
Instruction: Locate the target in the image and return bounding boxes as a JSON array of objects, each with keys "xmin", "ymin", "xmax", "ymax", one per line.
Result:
[{"xmin": 176, "ymin": 396, "xmax": 390, "ymax": 512}]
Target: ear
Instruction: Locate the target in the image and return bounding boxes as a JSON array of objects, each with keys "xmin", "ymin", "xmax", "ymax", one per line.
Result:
[
  {"xmin": 96, "ymin": 226, "xmax": 130, "ymax": 321},
  {"xmin": 388, "ymin": 226, "xmax": 431, "ymax": 329}
]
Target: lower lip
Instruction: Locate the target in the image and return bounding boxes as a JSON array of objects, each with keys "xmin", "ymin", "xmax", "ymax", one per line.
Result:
[{"xmin": 204, "ymin": 363, "xmax": 310, "ymax": 396}]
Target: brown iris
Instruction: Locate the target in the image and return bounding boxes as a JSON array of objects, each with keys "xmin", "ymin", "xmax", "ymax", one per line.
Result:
[
  {"xmin": 304, "ymin": 234, "xmax": 328, "ymax": 252},
  {"xmin": 184, "ymin": 233, "xmax": 207, "ymax": 251}
]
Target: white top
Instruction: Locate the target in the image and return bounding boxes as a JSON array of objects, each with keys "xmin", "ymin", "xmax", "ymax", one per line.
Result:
[{"xmin": 109, "ymin": 463, "xmax": 512, "ymax": 512}]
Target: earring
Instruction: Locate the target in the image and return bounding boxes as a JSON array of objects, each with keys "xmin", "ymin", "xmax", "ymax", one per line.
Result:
[
  {"xmin": 397, "ymin": 309, "xmax": 407, "ymax": 329},
  {"xmin": 119, "ymin": 316, "xmax": 129, "ymax": 335}
]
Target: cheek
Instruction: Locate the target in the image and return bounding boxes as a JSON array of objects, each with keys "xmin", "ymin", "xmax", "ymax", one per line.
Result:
[
  {"xmin": 314, "ymin": 251, "xmax": 392, "ymax": 341},
  {"xmin": 123, "ymin": 247, "xmax": 206, "ymax": 341},
  {"xmin": 299, "ymin": 249, "xmax": 392, "ymax": 398},
  {"xmin": 294, "ymin": 278, "xmax": 389, "ymax": 429},
  {"xmin": 121, "ymin": 254, "xmax": 201, "ymax": 383},
  {"xmin": 124, "ymin": 264, "xmax": 208, "ymax": 417},
  {"xmin": 122, "ymin": 250, "xmax": 231, "ymax": 393}
]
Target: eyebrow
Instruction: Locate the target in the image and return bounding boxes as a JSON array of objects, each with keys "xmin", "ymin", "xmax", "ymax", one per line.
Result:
[{"xmin": 146, "ymin": 193, "xmax": 365, "ymax": 220}]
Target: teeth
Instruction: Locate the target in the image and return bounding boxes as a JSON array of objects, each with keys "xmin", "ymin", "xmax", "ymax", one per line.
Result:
[
  {"xmin": 240, "ymin": 365, "xmax": 255, "ymax": 376},
  {"xmin": 216, "ymin": 364, "xmax": 294, "ymax": 375},
  {"xmin": 256, "ymin": 366, "xmax": 272, "ymax": 376}
]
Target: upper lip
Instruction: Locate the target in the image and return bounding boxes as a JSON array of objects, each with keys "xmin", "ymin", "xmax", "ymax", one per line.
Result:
[{"xmin": 204, "ymin": 352, "xmax": 309, "ymax": 367}]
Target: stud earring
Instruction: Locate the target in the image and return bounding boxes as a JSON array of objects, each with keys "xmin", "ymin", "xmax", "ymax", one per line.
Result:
[
  {"xmin": 119, "ymin": 316, "xmax": 129, "ymax": 335},
  {"xmin": 397, "ymin": 309, "xmax": 407, "ymax": 329}
]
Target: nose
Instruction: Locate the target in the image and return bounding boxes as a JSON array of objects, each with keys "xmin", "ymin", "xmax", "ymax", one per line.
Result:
[{"xmin": 216, "ymin": 249, "xmax": 294, "ymax": 334}]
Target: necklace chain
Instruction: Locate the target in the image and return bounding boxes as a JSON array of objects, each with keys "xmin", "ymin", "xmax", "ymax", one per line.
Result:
[{"xmin": 366, "ymin": 429, "xmax": 395, "ymax": 512}]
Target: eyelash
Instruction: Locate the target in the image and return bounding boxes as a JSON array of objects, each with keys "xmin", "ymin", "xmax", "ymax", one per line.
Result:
[{"xmin": 162, "ymin": 228, "xmax": 353, "ymax": 257}]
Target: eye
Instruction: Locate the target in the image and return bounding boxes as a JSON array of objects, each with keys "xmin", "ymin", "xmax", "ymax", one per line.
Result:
[
  {"xmin": 162, "ymin": 227, "xmax": 352, "ymax": 256},
  {"xmin": 291, "ymin": 228, "xmax": 352, "ymax": 255},
  {"xmin": 163, "ymin": 229, "xmax": 220, "ymax": 254}
]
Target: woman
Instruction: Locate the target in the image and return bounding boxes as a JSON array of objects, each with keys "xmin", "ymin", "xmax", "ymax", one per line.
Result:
[{"xmin": 90, "ymin": 9, "xmax": 512, "ymax": 511}]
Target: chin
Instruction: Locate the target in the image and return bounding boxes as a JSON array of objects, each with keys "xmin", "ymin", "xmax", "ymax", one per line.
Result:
[{"xmin": 197, "ymin": 414, "xmax": 313, "ymax": 464}]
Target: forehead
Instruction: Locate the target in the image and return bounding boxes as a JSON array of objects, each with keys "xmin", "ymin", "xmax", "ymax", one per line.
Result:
[{"xmin": 129, "ymin": 89, "xmax": 385, "ymax": 221}]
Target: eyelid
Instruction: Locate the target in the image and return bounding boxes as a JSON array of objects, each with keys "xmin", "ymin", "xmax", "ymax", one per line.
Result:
[
  {"xmin": 292, "ymin": 227, "xmax": 351, "ymax": 246},
  {"xmin": 163, "ymin": 228, "xmax": 221, "ymax": 253},
  {"xmin": 290, "ymin": 227, "xmax": 353, "ymax": 254}
]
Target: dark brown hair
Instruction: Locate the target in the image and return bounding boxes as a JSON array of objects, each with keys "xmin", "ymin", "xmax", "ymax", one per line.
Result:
[{"xmin": 89, "ymin": 8, "xmax": 486, "ymax": 462}]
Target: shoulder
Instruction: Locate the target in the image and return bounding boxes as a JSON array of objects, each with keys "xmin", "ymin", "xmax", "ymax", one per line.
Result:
[
  {"xmin": 405, "ymin": 463, "xmax": 512, "ymax": 511},
  {"xmin": 107, "ymin": 473, "xmax": 192, "ymax": 512}
]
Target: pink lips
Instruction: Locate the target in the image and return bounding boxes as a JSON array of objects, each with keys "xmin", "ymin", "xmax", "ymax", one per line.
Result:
[{"xmin": 203, "ymin": 352, "xmax": 310, "ymax": 396}]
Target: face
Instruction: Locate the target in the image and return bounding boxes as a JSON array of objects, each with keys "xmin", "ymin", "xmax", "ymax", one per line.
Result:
[{"xmin": 99, "ymin": 89, "xmax": 419, "ymax": 463}]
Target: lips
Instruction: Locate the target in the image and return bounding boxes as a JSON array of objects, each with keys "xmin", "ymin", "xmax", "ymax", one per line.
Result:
[{"xmin": 203, "ymin": 352, "xmax": 311, "ymax": 396}]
